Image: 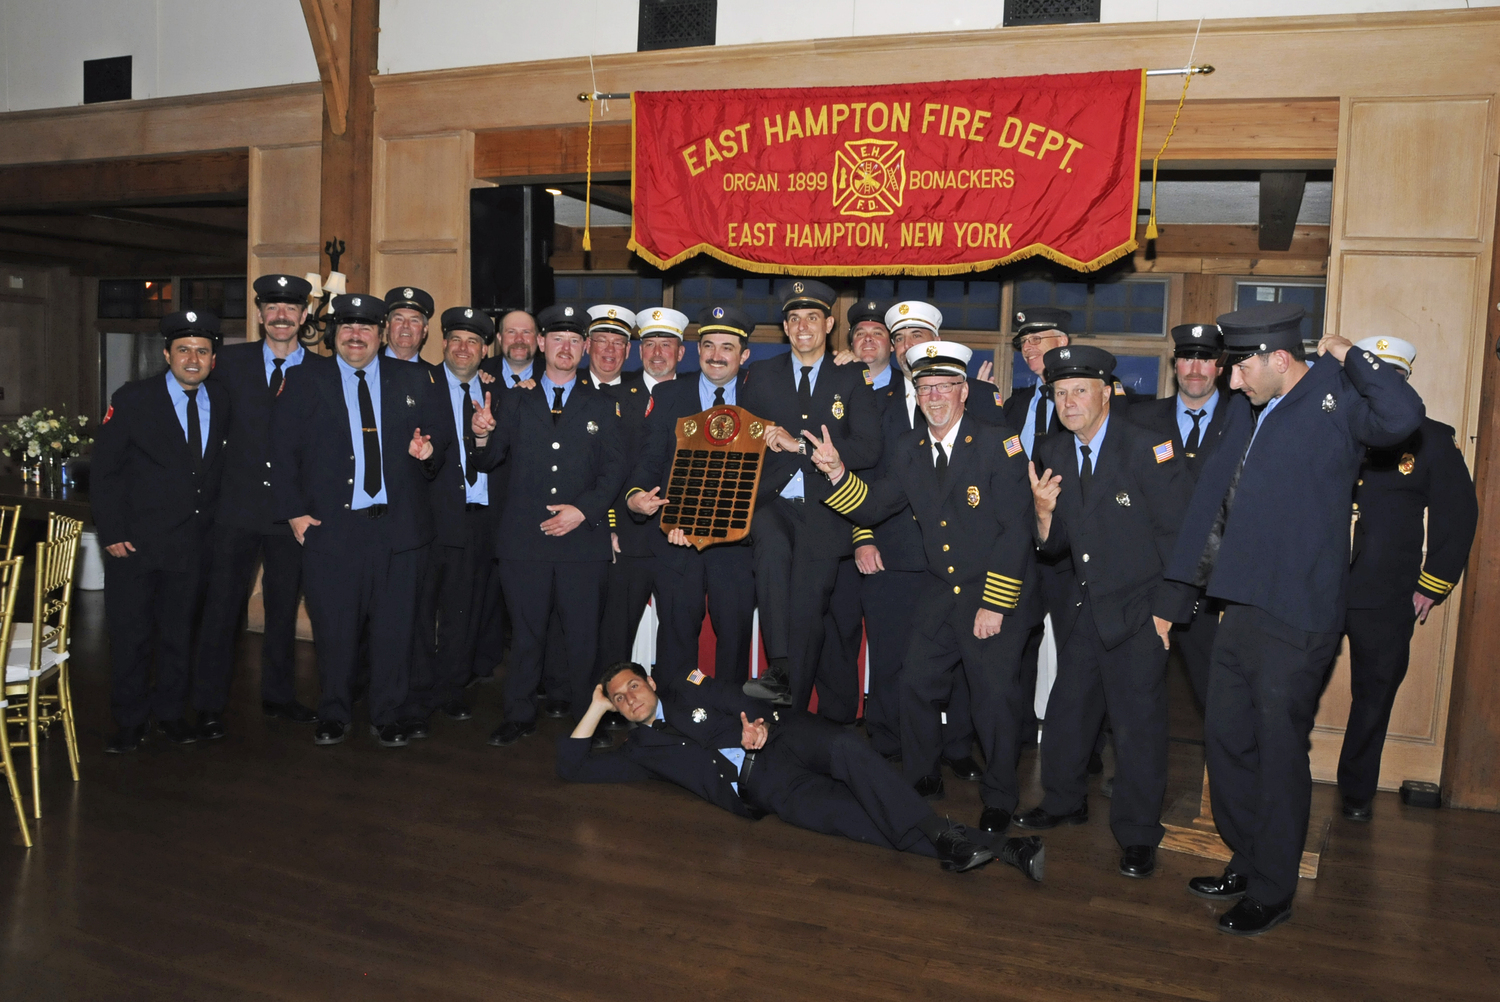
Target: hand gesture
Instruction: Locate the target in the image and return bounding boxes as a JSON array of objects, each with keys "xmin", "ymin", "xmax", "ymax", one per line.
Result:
[
  {"xmin": 667, "ymin": 527, "xmax": 692, "ymax": 547},
  {"xmin": 471, "ymin": 392, "xmax": 496, "ymax": 438},
  {"xmin": 802, "ymin": 425, "xmax": 842, "ymax": 479},
  {"xmin": 974, "ymin": 608, "xmax": 1004, "ymax": 639},
  {"xmin": 854, "ymin": 544, "xmax": 885, "ymax": 575},
  {"xmin": 408, "ymin": 426, "xmax": 434, "ymax": 461},
  {"xmin": 1028, "ymin": 463, "xmax": 1061, "ymax": 515},
  {"xmin": 976, "ymin": 360, "xmax": 995, "ymax": 385},
  {"xmin": 1317, "ymin": 333, "xmax": 1353, "ymax": 363},
  {"xmin": 764, "ymin": 423, "xmax": 799, "ymax": 453},
  {"xmin": 541, "ymin": 503, "xmax": 585, "ymax": 536},
  {"xmin": 627, "ymin": 486, "xmax": 668, "ymax": 516},
  {"xmin": 740, "ymin": 712, "xmax": 769, "ymax": 750}
]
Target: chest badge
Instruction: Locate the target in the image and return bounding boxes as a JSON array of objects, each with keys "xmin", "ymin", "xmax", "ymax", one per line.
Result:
[
  {"xmin": 1116, "ymin": 492, "xmax": 1131, "ymax": 507},
  {"xmin": 966, "ymin": 485, "xmax": 980, "ymax": 507},
  {"xmin": 1399, "ymin": 452, "xmax": 1416, "ymax": 475},
  {"xmin": 1322, "ymin": 393, "xmax": 1337, "ymax": 413},
  {"xmin": 586, "ymin": 420, "xmax": 600, "ymax": 435},
  {"xmin": 831, "ymin": 394, "xmax": 845, "ymax": 420},
  {"xmin": 406, "ymin": 394, "xmax": 416, "ymax": 408},
  {"xmin": 691, "ymin": 708, "xmax": 708, "ymax": 723}
]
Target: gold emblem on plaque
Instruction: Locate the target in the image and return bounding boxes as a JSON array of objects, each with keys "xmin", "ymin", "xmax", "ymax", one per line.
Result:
[
  {"xmin": 708, "ymin": 411, "xmax": 737, "ymax": 442},
  {"xmin": 682, "ymin": 419, "xmax": 699, "ymax": 438},
  {"xmin": 1399, "ymin": 452, "xmax": 1415, "ymax": 475},
  {"xmin": 661, "ymin": 405, "xmax": 769, "ymax": 551},
  {"xmin": 749, "ymin": 421, "xmax": 765, "ymax": 438},
  {"xmin": 832, "ymin": 138, "xmax": 907, "ymax": 217}
]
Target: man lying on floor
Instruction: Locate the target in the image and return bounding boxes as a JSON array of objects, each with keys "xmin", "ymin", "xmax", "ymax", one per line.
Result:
[{"xmin": 558, "ymin": 662, "xmax": 1045, "ymax": 880}]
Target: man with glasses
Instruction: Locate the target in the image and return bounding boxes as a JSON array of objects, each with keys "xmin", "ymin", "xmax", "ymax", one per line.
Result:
[{"xmin": 806, "ymin": 340, "xmax": 1044, "ymax": 835}]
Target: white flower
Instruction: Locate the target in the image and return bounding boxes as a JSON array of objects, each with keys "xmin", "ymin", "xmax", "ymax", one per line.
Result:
[
  {"xmin": 49, "ymin": 440, "xmax": 62, "ymax": 450},
  {"xmin": 68, "ymin": 435, "xmax": 78, "ymax": 443}
]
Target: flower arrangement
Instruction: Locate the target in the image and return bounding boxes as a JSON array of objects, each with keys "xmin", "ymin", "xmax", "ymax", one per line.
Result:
[{"xmin": 4, "ymin": 409, "xmax": 91, "ymax": 486}]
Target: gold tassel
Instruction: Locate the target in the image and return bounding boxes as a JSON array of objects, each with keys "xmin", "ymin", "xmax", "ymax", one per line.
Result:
[
  {"xmin": 582, "ymin": 96, "xmax": 595, "ymax": 253},
  {"xmin": 1146, "ymin": 69, "xmax": 1194, "ymax": 241}
]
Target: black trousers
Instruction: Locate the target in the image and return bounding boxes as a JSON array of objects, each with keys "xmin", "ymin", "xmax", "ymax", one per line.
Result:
[
  {"xmin": 740, "ymin": 714, "xmax": 939, "ymax": 857},
  {"xmin": 498, "ymin": 558, "xmax": 607, "ymax": 722},
  {"xmin": 902, "ymin": 597, "xmax": 1037, "ymax": 812},
  {"xmin": 1173, "ymin": 599, "xmax": 1220, "ymax": 712},
  {"xmin": 751, "ymin": 498, "xmax": 843, "ymax": 712},
  {"xmin": 301, "ymin": 529, "xmax": 424, "ymax": 728},
  {"xmin": 595, "ymin": 553, "xmax": 657, "ymax": 675},
  {"xmin": 652, "ymin": 545, "xmax": 755, "ymax": 690},
  {"xmin": 193, "ymin": 527, "xmax": 304, "ymax": 711},
  {"xmin": 1207, "ymin": 603, "xmax": 1341, "ymax": 906},
  {"xmin": 1337, "ymin": 601, "xmax": 1420, "ymax": 803},
  {"xmin": 861, "ymin": 568, "xmax": 975, "ymax": 760},
  {"xmin": 104, "ymin": 542, "xmax": 209, "ymax": 728},
  {"xmin": 403, "ymin": 508, "xmax": 496, "ymax": 717},
  {"xmin": 472, "ymin": 555, "xmax": 509, "ymax": 676},
  {"xmin": 1040, "ymin": 604, "xmax": 1169, "ymax": 849},
  {"xmin": 815, "ymin": 556, "xmax": 865, "ymax": 724}
]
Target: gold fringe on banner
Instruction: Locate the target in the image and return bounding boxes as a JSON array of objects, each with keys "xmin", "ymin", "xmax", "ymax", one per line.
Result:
[
  {"xmin": 582, "ymin": 95, "xmax": 595, "ymax": 253},
  {"xmin": 1146, "ymin": 21, "xmax": 1204, "ymax": 240}
]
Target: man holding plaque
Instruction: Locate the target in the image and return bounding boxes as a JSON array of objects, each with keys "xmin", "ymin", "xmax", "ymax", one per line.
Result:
[{"xmin": 739, "ymin": 279, "xmax": 882, "ymax": 713}]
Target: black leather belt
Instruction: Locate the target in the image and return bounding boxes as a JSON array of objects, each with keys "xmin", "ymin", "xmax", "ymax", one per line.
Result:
[
  {"xmin": 360, "ymin": 504, "xmax": 388, "ymax": 519},
  {"xmin": 464, "ymin": 502, "xmax": 488, "ymax": 512}
]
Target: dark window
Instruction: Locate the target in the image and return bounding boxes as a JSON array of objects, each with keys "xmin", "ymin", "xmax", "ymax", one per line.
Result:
[
  {"xmin": 1235, "ymin": 282, "xmax": 1326, "ymax": 342},
  {"xmin": 1002, "ymin": 0, "xmax": 1101, "ymax": 27},
  {"xmin": 1013, "ymin": 277, "xmax": 1167, "ymax": 337},
  {"xmin": 179, "ymin": 277, "xmax": 247, "ymax": 320},
  {"xmin": 638, "ymin": 0, "xmax": 716, "ymax": 52},
  {"xmin": 98, "ymin": 279, "xmax": 171, "ymax": 319},
  {"xmin": 674, "ymin": 276, "xmax": 781, "ymax": 328},
  {"xmin": 83, "ymin": 56, "xmax": 132, "ymax": 104},
  {"xmin": 862, "ymin": 278, "xmax": 1001, "ymax": 331},
  {"xmin": 552, "ymin": 274, "xmax": 664, "ymax": 315}
]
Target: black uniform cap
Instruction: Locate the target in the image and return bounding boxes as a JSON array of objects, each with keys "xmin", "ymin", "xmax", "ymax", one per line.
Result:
[
  {"xmin": 385, "ymin": 286, "xmax": 435, "ymax": 319},
  {"xmin": 537, "ymin": 303, "xmax": 587, "ymax": 335},
  {"xmin": 1217, "ymin": 304, "xmax": 1305, "ymax": 363},
  {"xmin": 441, "ymin": 306, "xmax": 497, "ymax": 344},
  {"xmin": 846, "ymin": 298, "xmax": 887, "ymax": 328},
  {"xmin": 252, "ymin": 274, "xmax": 312, "ymax": 305},
  {"xmin": 695, "ymin": 305, "xmax": 755, "ymax": 343},
  {"xmin": 329, "ymin": 294, "xmax": 388, "ymax": 325},
  {"xmin": 1012, "ymin": 306, "xmax": 1072, "ymax": 347},
  {"xmin": 775, "ymin": 278, "xmax": 837, "ymax": 315},
  {"xmin": 1042, "ymin": 344, "xmax": 1116, "ymax": 383},
  {"xmin": 1171, "ymin": 323, "xmax": 1224, "ymax": 360},
  {"xmin": 161, "ymin": 308, "xmax": 221, "ymax": 347}
]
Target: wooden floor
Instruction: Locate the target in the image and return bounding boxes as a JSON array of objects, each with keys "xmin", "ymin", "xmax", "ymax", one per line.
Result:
[{"xmin": 3, "ymin": 591, "xmax": 1497, "ymax": 1001}]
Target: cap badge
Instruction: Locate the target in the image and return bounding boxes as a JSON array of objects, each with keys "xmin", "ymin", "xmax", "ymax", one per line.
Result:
[
  {"xmin": 925, "ymin": 344, "xmax": 939, "ymax": 357},
  {"xmin": 1116, "ymin": 492, "xmax": 1131, "ymax": 507},
  {"xmin": 966, "ymin": 486, "xmax": 980, "ymax": 508},
  {"xmin": 1192, "ymin": 326, "xmax": 1203, "ymax": 338},
  {"xmin": 712, "ymin": 307, "xmax": 724, "ymax": 319},
  {"xmin": 404, "ymin": 288, "xmax": 414, "ymax": 299},
  {"xmin": 1399, "ymin": 452, "xmax": 1415, "ymax": 475},
  {"xmin": 867, "ymin": 301, "xmax": 876, "ymax": 310},
  {"xmin": 277, "ymin": 276, "xmax": 288, "ymax": 287},
  {"xmin": 185, "ymin": 311, "xmax": 197, "ymax": 323},
  {"xmin": 586, "ymin": 420, "xmax": 599, "ymax": 435},
  {"xmin": 607, "ymin": 308, "xmax": 617, "ymax": 318},
  {"xmin": 831, "ymin": 395, "xmax": 845, "ymax": 420},
  {"xmin": 464, "ymin": 309, "xmax": 473, "ymax": 318},
  {"xmin": 352, "ymin": 297, "xmax": 361, "ymax": 306},
  {"xmin": 793, "ymin": 281, "xmax": 805, "ymax": 294},
  {"xmin": 564, "ymin": 307, "xmax": 574, "ymax": 317},
  {"xmin": 691, "ymin": 708, "xmax": 708, "ymax": 723},
  {"xmin": 1376, "ymin": 338, "xmax": 1390, "ymax": 352},
  {"xmin": 1322, "ymin": 393, "xmax": 1338, "ymax": 413},
  {"xmin": 1058, "ymin": 348, "xmax": 1071, "ymax": 360},
  {"xmin": 899, "ymin": 304, "xmax": 910, "ymax": 315},
  {"xmin": 1015, "ymin": 311, "xmax": 1026, "ymax": 323},
  {"xmin": 653, "ymin": 310, "xmax": 663, "ymax": 321}
]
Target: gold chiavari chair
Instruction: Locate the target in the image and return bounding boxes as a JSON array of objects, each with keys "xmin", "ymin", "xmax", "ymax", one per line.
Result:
[
  {"xmin": 47, "ymin": 513, "xmax": 83, "ymax": 544},
  {"xmin": 0, "ymin": 504, "xmax": 20, "ymax": 559},
  {"xmin": 0, "ymin": 556, "xmax": 33, "ymax": 846},
  {"xmin": 4, "ymin": 528, "xmax": 82, "ymax": 818}
]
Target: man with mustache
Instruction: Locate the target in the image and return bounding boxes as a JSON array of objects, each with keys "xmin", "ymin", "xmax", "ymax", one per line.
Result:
[
  {"xmin": 193, "ymin": 275, "xmax": 323, "ymax": 740},
  {"xmin": 480, "ymin": 308, "xmax": 542, "ymax": 389}
]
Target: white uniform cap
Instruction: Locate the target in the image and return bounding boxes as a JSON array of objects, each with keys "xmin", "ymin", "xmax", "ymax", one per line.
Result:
[
  {"xmin": 1353, "ymin": 336, "xmax": 1416, "ymax": 375},
  {"xmin": 885, "ymin": 300, "xmax": 943, "ymax": 335},
  {"xmin": 587, "ymin": 304, "xmax": 637, "ymax": 338},
  {"xmin": 905, "ymin": 340, "xmax": 972, "ymax": 378},
  {"xmin": 635, "ymin": 306, "xmax": 689, "ymax": 341}
]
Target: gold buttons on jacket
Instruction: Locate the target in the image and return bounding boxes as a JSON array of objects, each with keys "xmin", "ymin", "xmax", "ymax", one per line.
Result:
[
  {"xmin": 942, "ymin": 544, "xmax": 949, "ymax": 551},
  {"xmin": 552, "ymin": 442, "xmax": 561, "ymax": 450},
  {"xmin": 953, "ymin": 586, "xmax": 961, "ymax": 594},
  {"xmin": 1082, "ymin": 554, "xmax": 1090, "ymax": 563},
  {"xmin": 947, "ymin": 566, "xmax": 954, "ymax": 573},
  {"xmin": 940, "ymin": 520, "xmax": 947, "ymax": 527}
]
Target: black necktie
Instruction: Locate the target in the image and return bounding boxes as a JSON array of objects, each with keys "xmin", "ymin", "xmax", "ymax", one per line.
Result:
[
  {"xmin": 935, "ymin": 443, "xmax": 948, "ymax": 486},
  {"xmin": 185, "ymin": 388, "xmax": 202, "ymax": 469},
  {"xmin": 551, "ymin": 386, "xmax": 564, "ymax": 423},
  {"xmin": 355, "ymin": 370, "xmax": 381, "ymax": 497},
  {"xmin": 797, "ymin": 365, "xmax": 813, "ymax": 425},
  {"xmin": 714, "ymin": 386, "xmax": 725, "ymax": 406},
  {"xmin": 461, "ymin": 382, "xmax": 478, "ymax": 486},
  {"xmin": 269, "ymin": 358, "xmax": 285, "ymax": 398},
  {"xmin": 1185, "ymin": 409, "xmax": 1205, "ymax": 454},
  {"xmin": 511, "ymin": 372, "xmax": 522, "ymax": 386},
  {"xmin": 1194, "ymin": 434, "xmax": 1254, "ymax": 587},
  {"xmin": 1033, "ymin": 391, "xmax": 1048, "ymax": 439},
  {"xmin": 1078, "ymin": 444, "xmax": 1093, "ymax": 504}
]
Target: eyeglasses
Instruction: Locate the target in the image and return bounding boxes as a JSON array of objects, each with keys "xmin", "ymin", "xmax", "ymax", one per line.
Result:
[
  {"xmin": 1015, "ymin": 333, "xmax": 1065, "ymax": 349},
  {"xmin": 914, "ymin": 379, "xmax": 965, "ymax": 397}
]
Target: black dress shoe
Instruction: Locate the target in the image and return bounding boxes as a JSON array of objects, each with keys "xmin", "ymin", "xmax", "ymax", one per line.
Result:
[
  {"xmin": 542, "ymin": 698, "xmax": 571, "ymax": 719},
  {"xmin": 742, "ymin": 667, "xmax": 791, "ymax": 704},
  {"xmin": 1341, "ymin": 795, "xmax": 1373, "ymax": 821},
  {"xmin": 263, "ymin": 700, "xmax": 318, "ymax": 724},
  {"xmin": 1013, "ymin": 804, "xmax": 1088, "ymax": 831},
  {"xmin": 591, "ymin": 730, "xmax": 614, "ymax": 750},
  {"xmin": 602, "ymin": 710, "xmax": 630, "ymax": 732},
  {"xmin": 944, "ymin": 755, "xmax": 983, "ymax": 782},
  {"xmin": 1187, "ymin": 867, "xmax": 1248, "ymax": 900},
  {"xmin": 488, "ymin": 720, "xmax": 537, "ymax": 747},
  {"xmin": 978, "ymin": 806, "xmax": 1012, "ymax": 832},
  {"xmin": 914, "ymin": 775, "xmax": 945, "ymax": 800},
  {"xmin": 196, "ymin": 712, "xmax": 227, "ymax": 741},
  {"xmin": 104, "ymin": 724, "xmax": 147, "ymax": 754},
  {"xmin": 371, "ymin": 723, "xmax": 410, "ymax": 748},
  {"xmin": 314, "ymin": 720, "xmax": 348, "ymax": 746},
  {"xmin": 998, "ymin": 836, "xmax": 1046, "ymax": 882},
  {"xmin": 401, "ymin": 718, "xmax": 430, "ymax": 740},
  {"xmin": 441, "ymin": 699, "xmax": 473, "ymax": 721},
  {"xmin": 158, "ymin": 719, "xmax": 197, "ymax": 744},
  {"xmin": 1218, "ymin": 895, "xmax": 1293, "ymax": 937},
  {"xmin": 933, "ymin": 824, "xmax": 995, "ymax": 873},
  {"xmin": 1120, "ymin": 845, "xmax": 1156, "ymax": 878}
]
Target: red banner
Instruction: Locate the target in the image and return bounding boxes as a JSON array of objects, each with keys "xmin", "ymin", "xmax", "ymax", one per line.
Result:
[{"xmin": 628, "ymin": 70, "xmax": 1145, "ymax": 276}]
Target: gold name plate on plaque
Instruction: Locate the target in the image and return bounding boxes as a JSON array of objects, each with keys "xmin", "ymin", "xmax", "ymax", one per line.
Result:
[{"xmin": 660, "ymin": 405, "xmax": 768, "ymax": 551}]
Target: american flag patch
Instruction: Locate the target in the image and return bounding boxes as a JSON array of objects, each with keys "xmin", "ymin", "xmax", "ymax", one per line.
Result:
[
  {"xmin": 1004, "ymin": 435, "xmax": 1023, "ymax": 457},
  {"xmin": 863, "ymin": 369, "xmax": 873, "ymax": 385},
  {"xmin": 1113, "ymin": 383, "xmax": 1126, "ymax": 396},
  {"xmin": 687, "ymin": 669, "xmax": 706, "ymax": 685},
  {"xmin": 1153, "ymin": 441, "xmax": 1175, "ymax": 464}
]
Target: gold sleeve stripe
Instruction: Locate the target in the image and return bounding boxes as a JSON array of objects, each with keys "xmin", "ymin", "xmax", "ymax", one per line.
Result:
[
  {"xmin": 986, "ymin": 573, "xmax": 1023, "ymax": 589},
  {"xmin": 982, "ymin": 592, "xmax": 1019, "ymax": 610},
  {"xmin": 1418, "ymin": 572, "xmax": 1455, "ymax": 595},
  {"xmin": 826, "ymin": 473, "xmax": 869, "ymax": 514},
  {"xmin": 625, "ymin": 486, "xmax": 646, "ymax": 498},
  {"xmin": 608, "ymin": 508, "xmax": 618, "ymax": 528},
  {"xmin": 852, "ymin": 527, "xmax": 875, "ymax": 543}
]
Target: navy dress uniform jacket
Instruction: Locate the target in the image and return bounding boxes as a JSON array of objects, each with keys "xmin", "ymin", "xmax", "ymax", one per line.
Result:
[
  {"xmin": 479, "ymin": 355, "xmax": 540, "ymax": 389},
  {"xmin": 270, "ymin": 356, "xmax": 450, "ymax": 555},
  {"xmin": 93, "ymin": 375, "xmax": 230, "ymax": 564},
  {"xmin": 738, "ymin": 352, "xmax": 882, "ymax": 559},
  {"xmin": 207, "ymin": 341, "xmax": 296, "ymax": 534},
  {"xmin": 475, "ymin": 379, "xmax": 625, "ymax": 562},
  {"xmin": 1163, "ymin": 351, "xmax": 1425, "ymax": 634},
  {"xmin": 1125, "ymin": 392, "xmax": 1231, "ymax": 481},
  {"xmin": 854, "ymin": 368, "xmax": 936, "ymax": 571},
  {"xmin": 1034, "ymin": 417, "xmax": 1192, "ymax": 650},
  {"xmin": 1349, "ymin": 417, "xmax": 1476, "ymax": 609},
  {"xmin": 601, "ymin": 373, "xmax": 655, "ymax": 558}
]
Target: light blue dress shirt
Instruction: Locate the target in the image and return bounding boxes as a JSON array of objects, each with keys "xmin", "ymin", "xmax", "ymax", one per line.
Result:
[
  {"xmin": 1175, "ymin": 389, "xmax": 1219, "ymax": 447},
  {"xmin": 653, "ymin": 701, "xmax": 745, "ymax": 794},
  {"xmin": 781, "ymin": 355, "xmax": 825, "ymax": 501},
  {"xmin": 446, "ymin": 365, "xmax": 489, "ymax": 505},
  {"xmin": 698, "ymin": 372, "xmax": 737, "ymax": 409},
  {"xmin": 164, "ymin": 373, "xmax": 211, "ymax": 456},
  {"xmin": 1018, "ymin": 387, "xmax": 1055, "ymax": 459},
  {"xmin": 540, "ymin": 373, "xmax": 576, "ymax": 411},
  {"xmin": 1074, "ymin": 413, "xmax": 1110, "ymax": 475},
  {"xmin": 869, "ymin": 364, "xmax": 892, "ymax": 390},
  {"xmin": 263, "ymin": 341, "xmax": 306, "ymax": 386},
  {"xmin": 336, "ymin": 354, "xmax": 388, "ymax": 508}
]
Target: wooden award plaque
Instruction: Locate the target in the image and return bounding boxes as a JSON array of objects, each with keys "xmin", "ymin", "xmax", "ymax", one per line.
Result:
[{"xmin": 660, "ymin": 405, "xmax": 768, "ymax": 551}]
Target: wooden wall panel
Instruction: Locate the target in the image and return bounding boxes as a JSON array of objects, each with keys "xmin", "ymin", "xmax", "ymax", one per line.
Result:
[{"xmin": 247, "ymin": 144, "xmax": 324, "ymax": 337}]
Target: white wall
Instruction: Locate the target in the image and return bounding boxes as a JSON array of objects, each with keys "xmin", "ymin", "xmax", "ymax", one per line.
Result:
[{"xmin": 0, "ymin": 0, "xmax": 317, "ymax": 113}]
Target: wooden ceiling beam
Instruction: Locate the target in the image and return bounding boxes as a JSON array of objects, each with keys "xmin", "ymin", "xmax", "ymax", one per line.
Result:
[
  {"xmin": 300, "ymin": 0, "xmax": 352, "ymax": 136},
  {"xmin": 0, "ymin": 214, "xmax": 244, "ymax": 258},
  {"xmin": 0, "ymin": 151, "xmax": 249, "ymax": 213}
]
